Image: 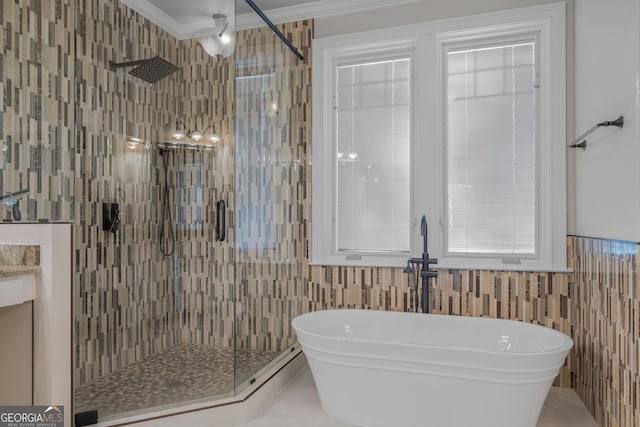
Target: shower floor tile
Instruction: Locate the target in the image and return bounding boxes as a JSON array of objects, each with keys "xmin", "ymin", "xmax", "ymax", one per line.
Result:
[{"xmin": 74, "ymin": 344, "xmax": 278, "ymax": 419}]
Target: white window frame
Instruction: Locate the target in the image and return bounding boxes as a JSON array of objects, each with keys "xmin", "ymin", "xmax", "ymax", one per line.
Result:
[
  {"xmin": 312, "ymin": 35, "xmax": 419, "ymax": 267},
  {"xmin": 312, "ymin": 2, "xmax": 566, "ymax": 271}
]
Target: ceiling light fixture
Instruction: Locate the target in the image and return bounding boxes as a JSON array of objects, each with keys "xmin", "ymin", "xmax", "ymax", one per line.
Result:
[{"xmin": 199, "ymin": 14, "xmax": 235, "ymax": 58}]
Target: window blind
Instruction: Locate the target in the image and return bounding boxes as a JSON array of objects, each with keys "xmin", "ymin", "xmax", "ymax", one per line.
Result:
[
  {"xmin": 446, "ymin": 42, "xmax": 536, "ymax": 255},
  {"xmin": 335, "ymin": 57, "xmax": 411, "ymax": 253}
]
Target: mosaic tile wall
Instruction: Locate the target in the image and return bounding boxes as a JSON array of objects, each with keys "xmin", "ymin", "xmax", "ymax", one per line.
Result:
[
  {"xmin": 165, "ymin": 20, "xmax": 312, "ymax": 363},
  {"xmin": 169, "ymin": 33, "xmax": 235, "ymax": 349},
  {"xmin": 570, "ymin": 237, "xmax": 640, "ymax": 427},
  {"xmin": 233, "ymin": 20, "xmax": 312, "ymax": 354},
  {"xmin": 168, "ymin": 148, "xmax": 235, "ymax": 349},
  {"xmin": 73, "ymin": 0, "xmax": 183, "ymax": 386},
  {"xmin": 0, "ymin": 0, "xmax": 75, "ymax": 221}
]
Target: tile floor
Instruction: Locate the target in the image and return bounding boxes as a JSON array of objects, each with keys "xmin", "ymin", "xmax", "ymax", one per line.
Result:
[
  {"xmin": 75, "ymin": 344, "xmax": 278, "ymax": 418},
  {"xmin": 237, "ymin": 362, "xmax": 599, "ymax": 427}
]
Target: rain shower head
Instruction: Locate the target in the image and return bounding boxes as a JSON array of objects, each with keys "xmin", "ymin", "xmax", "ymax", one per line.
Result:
[{"xmin": 109, "ymin": 56, "xmax": 179, "ymax": 84}]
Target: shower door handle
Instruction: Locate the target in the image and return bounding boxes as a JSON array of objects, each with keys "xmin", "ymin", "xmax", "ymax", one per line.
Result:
[{"xmin": 215, "ymin": 200, "xmax": 226, "ymax": 242}]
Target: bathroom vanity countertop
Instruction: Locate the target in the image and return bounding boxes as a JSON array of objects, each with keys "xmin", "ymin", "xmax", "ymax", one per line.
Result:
[{"xmin": 0, "ymin": 265, "xmax": 41, "ymax": 278}]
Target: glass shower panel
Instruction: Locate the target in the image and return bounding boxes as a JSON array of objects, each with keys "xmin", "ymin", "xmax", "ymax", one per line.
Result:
[
  {"xmin": 73, "ymin": 15, "xmax": 185, "ymax": 416},
  {"xmin": 234, "ymin": 23, "xmax": 307, "ymax": 390},
  {"xmin": 164, "ymin": 145, "xmax": 235, "ymax": 402},
  {"xmin": 169, "ymin": 0, "xmax": 237, "ymax": 409},
  {"xmin": 73, "ymin": 0, "xmax": 237, "ymax": 421}
]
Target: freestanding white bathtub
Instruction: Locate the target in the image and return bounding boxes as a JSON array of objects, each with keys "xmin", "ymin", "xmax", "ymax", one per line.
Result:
[{"xmin": 292, "ymin": 309, "xmax": 573, "ymax": 427}]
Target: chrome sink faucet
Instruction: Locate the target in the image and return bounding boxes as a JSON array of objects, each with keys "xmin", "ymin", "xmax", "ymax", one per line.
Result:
[
  {"xmin": 0, "ymin": 188, "xmax": 28, "ymax": 221},
  {"xmin": 404, "ymin": 215, "xmax": 437, "ymax": 313}
]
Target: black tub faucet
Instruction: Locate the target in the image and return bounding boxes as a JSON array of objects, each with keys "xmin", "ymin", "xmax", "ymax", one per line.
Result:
[{"xmin": 405, "ymin": 215, "xmax": 437, "ymax": 313}]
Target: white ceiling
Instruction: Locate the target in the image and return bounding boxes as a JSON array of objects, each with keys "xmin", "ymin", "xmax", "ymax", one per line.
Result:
[{"xmin": 120, "ymin": 0, "xmax": 420, "ymax": 39}]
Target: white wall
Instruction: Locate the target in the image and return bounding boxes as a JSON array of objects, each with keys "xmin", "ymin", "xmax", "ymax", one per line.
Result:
[
  {"xmin": 573, "ymin": 0, "xmax": 640, "ymax": 241},
  {"xmin": 314, "ymin": 0, "xmax": 566, "ymax": 37}
]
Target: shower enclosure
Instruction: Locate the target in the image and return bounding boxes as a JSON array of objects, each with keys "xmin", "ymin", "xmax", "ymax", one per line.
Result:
[
  {"xmin": 71, "ymin": 4, "xmax": 309, "ymax": 423},
  {"xmin": 0, "ymin": 0, "xmax": 310, "ymax": 423}
]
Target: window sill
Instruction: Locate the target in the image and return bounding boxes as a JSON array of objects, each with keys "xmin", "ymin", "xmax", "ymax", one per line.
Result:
[
  {"xmin": 309, "ymin": 259, "xmax": 573, "ymax": 273},
  {"xmin": 309, "ymin": 256, "xmax": 408, "ymax": 268},
  {"xmin": 431, "ymin": 264, "xmax": 573, "ymax": 273}
]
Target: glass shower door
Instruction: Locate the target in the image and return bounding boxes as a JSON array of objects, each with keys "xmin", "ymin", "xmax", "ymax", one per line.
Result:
[
  {"xmin": 73, "ymin": 0, "xmax": 240, "ymax": 420},
  {"xmin": 233, "ymin": 21, "xmax": 309, "ymax": 391}
]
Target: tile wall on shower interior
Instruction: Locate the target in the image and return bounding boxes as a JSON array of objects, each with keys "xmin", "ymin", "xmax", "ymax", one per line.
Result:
[
  {"xmin": 72, "ymin": 0, "xmax": 312, "ymax": 387},
  {"xmin": 73, "ymin": 0, "xmax": 181, "ymax": 386},
  {"xmin": 170, "ymin": 31, "xmax": 235, "ymax": 349}
]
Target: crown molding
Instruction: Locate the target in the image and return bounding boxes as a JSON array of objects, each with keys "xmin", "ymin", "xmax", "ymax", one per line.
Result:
[
  {"xmin": 120, "ymin": 0, "xmax": 421, "ymax": 39},
  {"xmin": 120, "ymin": 0, "xmax": 185, "ymax": 38},
  {"xmin": 235, "ymin": 0, "xmax": 420, "ymax": 30}
]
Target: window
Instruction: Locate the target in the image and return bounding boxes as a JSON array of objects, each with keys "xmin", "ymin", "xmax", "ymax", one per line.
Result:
[
  {"xmin": 313, "ymin": 38, "xmax": 416, "ymax": 267},
  {"xmin": 335, "ymin": 57, "xmax": 411, "ymax": 254},
  {"xmin": 313, "ymin": 3, "xmax": 566, "ymax": 270},
  {"xmin": 445, "ymin": 41, "xmax": 537, "ymax": 255}
]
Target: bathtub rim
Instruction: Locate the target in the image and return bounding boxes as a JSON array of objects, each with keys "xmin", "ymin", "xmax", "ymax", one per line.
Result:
[{"xmin": 292, "ymin": 309, "xmax": 574, "ymax": 357}]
